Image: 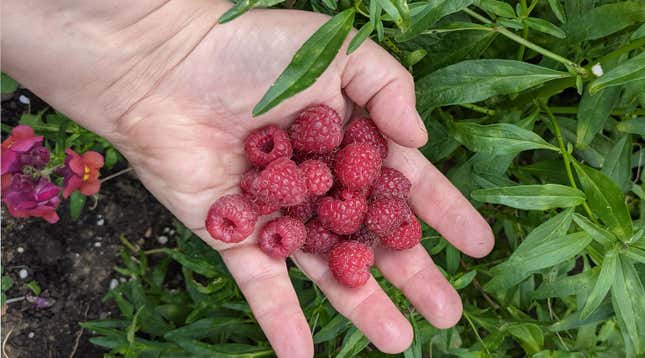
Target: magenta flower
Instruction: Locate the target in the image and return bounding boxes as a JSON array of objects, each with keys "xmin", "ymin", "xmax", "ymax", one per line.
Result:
[
  {"xmin": 60, "ymin": 149, "xmax": 104, "ymax": 198},
  {"xmin": 2, "ymin": 174, "xmax": 61, "ymax": 223},
  {"xmin": 1, "ymin": 125, "xmax": 46, "ymax": 174}
]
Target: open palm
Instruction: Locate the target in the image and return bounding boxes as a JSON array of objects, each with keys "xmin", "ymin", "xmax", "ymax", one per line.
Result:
[{"xmin": 4, "ymin": 3, "xmax": 494, "ymax": 356}]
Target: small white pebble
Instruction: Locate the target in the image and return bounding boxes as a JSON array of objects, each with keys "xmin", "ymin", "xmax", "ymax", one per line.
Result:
[
  {"xmin": 94, "ymin": 242, "xmax": 102, "ymax": 248},
  {"xmin": 592, "ymin": 63, "xmax": 604, "ymax": 77},
  {"xmin": 162, "ymin": 227, "xmax": 170, "ymax": 233},
  {"xmin": 109, "ymin": 279, "xmax": 119, "ymax": 290},
  {"xmin": 119, "ymin": 277, "xmax": 127, "ymax": 283},
  {"xmin": 18, "ymin": 269, "xmax": 28, "ymax": 279},
  {"xmin": 169, "ymin": 229, "xmax": 175, "ymax": 236},
  {"xmin": 157, "ymin": 235, "xmax": 168, "ymax": 245},
  {"xmin": 96, "ymin": 215, "xmax": 105, "ymax": 226},
  {"xmin": 17, "ymin": 247, "xmax": 24, "ymax": 254},
  {"xmin": 27, "ymin": 332, "xmax": 35, "ymax": 339},
  {"xmin": 18, "ymin": 95, "xmax": 30, "ymax": 104},
  {"xmin": 96, "ymin": 236, "xmax": 103, "ymax": 241}
]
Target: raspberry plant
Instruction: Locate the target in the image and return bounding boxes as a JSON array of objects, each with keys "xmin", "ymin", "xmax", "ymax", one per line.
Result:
[{"xmin": 82, "ymin": 0, "xmax": 645, "ymax": 355}]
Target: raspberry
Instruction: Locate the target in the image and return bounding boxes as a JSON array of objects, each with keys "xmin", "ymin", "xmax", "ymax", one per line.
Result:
[
  {"xmin": 281, "ymin": 199, "xmax": 315, "ymax": 222},
  {"xmin": 244, "ymin": 194, "xmax": 281, "ymax": 215},
  {"xmin": 258, "ymin": 217, "xmax": 307, "ymax": 258},
  {"xmin": 299, "ymin": 160, "xmax": 333, "ymax": 196},
  {"xmin": 251, "ymin": 157, "xmax": 307, "ymax": 206},
  {"xmin": 370, "ymin": 167, "xmax": 412, "ymax": 201},
  {"xmin": 350, "ymin": 227, "xmax": 378, "ymax": 247},
  {"xmin": 293, "ymin": 150, "xmax": 335, "ymax": 167},
  {"xmin": 379, "ymin": 216, "xmax": 422, "ymax": 250},
  {"xmin": 289, "ymin": 104, "xmax": 343, "ymax": 153},
  {"xmin": 317, "ymin": 194, "xmax": 367, "ymax": 235},
  {"xmin": 244, "ymin": 125, "xmax": 292, "ymax": 167},
  {"xmin": 302, "ymin": 219, "xmax": 342, "ymax": 254},
  {"xmin": 341, "ymin": 117, "xmax": 388, "ymax": 159},
  {"xmin": 334, "ymin": 143, "xmax": 381, "ymax": 191},
  {"xmin": 205, "ymin": 194, "xmax": 258, "ymax": 243},
  {"xmin": 365, "ymin": 198, "xmax": 409, "ymax": 236},
  {"xmin": 240, "ymin": 169, "xmax": 260, "ymax": 193},
  {"xmin": 328, "ymin": 241, "xmax": 374, "ymax": 288}
]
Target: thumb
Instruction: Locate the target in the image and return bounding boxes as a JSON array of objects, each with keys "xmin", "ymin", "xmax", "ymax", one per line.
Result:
[{"xmin": 341, "ymin": 39, "xmax": 427, "ymax": 148}]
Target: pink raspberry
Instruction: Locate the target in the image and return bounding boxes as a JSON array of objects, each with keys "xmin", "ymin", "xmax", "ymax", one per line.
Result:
[
  {"xmin": 334, "ymin": 143, "xmax": 381, "ymax": 191},
  {"xmin": 317, "ymin": 194, "xmax": 367, "ymax": 235},
  {"xmin": 258, "ymin": 217, "xmax": 307, "ymax": 258},
  {"xmin": 289, "ymin": 104, "xmax": 343, "ymax": 153},
  {"xmin": 293, "ymin": 150, "xmax": 335, "ymax": 167},
  {"xmin": 281, "ymin": 199, "xmax": 315, "ymax": 222},
  {"xmin": 299, "ymin": 160, "xmax": 333, "ymax": 196},
  {"xmin": 244, "ymin": 125, "xmax": 292, "ymax": 167},
  {"xmin": 365, "ymin": 198, "xmax": 410, "ymax": 236},
  {"xmin": 328, "ymin": 241, "xmax": 374, "ymax": 288},
  {"xmin": 380, "ymin": 216, "xmax": 422, "ymax": 250},
  {"xmin": 244, "ymin": 194, "xmax": 281, "ymax": 215},
  {"xmin": 205, "ymin": 194, "xmax": 258, "ymax": 243},
  {"xmin": 302, "ymin": 219, "xmax": 342, "ymax": 254},
  {"xmin": 240, "ymin": 169, "xmax": 260, "ymax": 193},
  {"xmin": 251, "ymin": 157, "xmax": 307, "ymax": 207},
  {"xmin": 370, "ymin": 167, "xmax": 412, "ymax": 201},
  {"xmin": 350, "ymin": 227, "xmax": 378, "ymax": 247},
  {"xmin": 341, "ymin": 117, "xmax": 388, "ymax": 159}
]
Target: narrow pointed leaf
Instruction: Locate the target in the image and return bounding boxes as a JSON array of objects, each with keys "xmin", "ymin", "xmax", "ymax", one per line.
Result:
[
  {"xmin": 616, "ymin": 117, "xmax": 645, "ymax": 136},
  {"xmin": 547, "ymin": 0, "xmax": 566, "ymax": 23},
  {"xmin": 589, "ymin": 52, "xmax": 645, "ymax": 95},
  {"xmin": 472, "ymin": 184, "xmax": 585, "ymax": 210},
  {"xmin": 602, "ymin": 135, "xmax": 632, "ymax": 192},
  {"xmin": 475, "ymin": 0, "xmax": 515, "ymax": 18},
  {"xmin": 572, "ymin": 213, "xmax": 618, "ymax": 247},
  {"xmin": 575, "ymin": 87, "xmax": 620, "ymax": 148},
  {"xmin": 397, "ymin": 0, "xmax": 474, "ymax": 41},
  {"xmin": 524, "ymin": 17, "xmax": 566, "ymax": 38},
  {"xmin": 580, "ymin": 249, "xmax": 618, "ymax": 319},
  {"xmin": 611, "ymin": 256, "xmax": 643, "ymax": 353},
  {"xmin": 451, "ymin": 122, "xmax": 559, "ymax": 155},
  {"xmin": 347, "ymin": 22, "xmax": 374, "ymax": 54}
]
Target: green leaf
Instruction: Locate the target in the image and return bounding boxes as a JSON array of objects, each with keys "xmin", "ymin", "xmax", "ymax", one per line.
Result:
[
  {"xmin": 524, "ymin": 17, "xmax": 566, "ymax": 39},
  {"xmin": 580, "ymin": 249, "xmax": 618, "ymax": 319},
  {"xmin": 573, "ymin": 162, "xmax": 633, "ymax": 240},
  {"xmin": 471, "ymin": 184, "xmax": 585, "ymax": 210},
  {"xmin": 313, "ymin": 314, "xmax": 351, "ymax": 343},
  {"xmin": 70, "ymin": 191, "xmax": 86, "ymax": 221},
  {"xmin": 475, "ymin": 0, "xmax": 515, "ymax": 18},
  {"xmin": 336, "ymin": 327, "xmax": 370, "ymax": 358},
  {"xmin": 632, "ymin": 23, "xmax": 645, "ymax": 40},
  {"xmin": 452, "ymin": 270, "xmax": 477, "ymax": 290},
  {"xmin": 377, "ymin": 0, "xmax": 409, "ymax": 31},
  {"xmin": 531, "ymin": 267, "xmax": 598, "ymax": 299},
  {"xmin": 218, "ymin": 0, "xmax": 285, "ymax": 23},
  {"xmin": 575, "ymin": 87, "xmax": 620, "ymax": 149},
  {"xmin": 602, "ymin": 135, "xmax": 632, "ymax": 192},
  {"xmin": 127, "ymin": 307, "xmax": 144, "ymax": 344},
  {"xmin": 397, "ymin": 0, "xmax": 475, "ymax": 41},
  {"xmin": 252, "ymin": 9, "xmax": 355, "ymax": 116},
  {"xmin": 547, "ymin": 0, "xmax": 566, "ymax": 23},
  {"xmin": 589, "ymin": 52, "xmax": 645, "ymax": 95},
  {"xmin": 416, "ymin": 60, "xmax": 571, "ymax": 110},
  {"xmin": 550, "ymin": 301, "xmax": 614, "ymax": 331},
  {"xmin": 25, "ymin": 281, "xmax": 41, "ymax": 296},
  {"xmin": 450, "ymin": 122, "xmax": 559, "ymax": 155},
  {"xmin": 563, "ymin": 1, "xmax": 645, "ymax": 42},
  {"xmin": 616, "ymin": 118, "xmax": 645, "ymax": 136},
  {"xmin": 572, "ymin": 213, "xmax": 618, "ymax": 247},
  {"xmin": 162, "ymin": 249, "xmax": 219, "ymax": 278},
  {"xmin": 1, "ymin": 276, "xmax": 14, "ymax": 291},
  {"xmin": 506, "ymin": 323, "xmax": 544, "ymax": 355},
  {"xmin": 1, "ymin": 73, "xmax": 19, "ymax": 93},
  {"xmin": 623, "ymin": 246, "xmax": 645, "ymax": 265},
  {"xmin": 347, "ymin": 22, "xmax": 374, "ymax": 54},
  {"xmin": 611, "ymin": 256, "xmax": 643, "ymax": 353}
]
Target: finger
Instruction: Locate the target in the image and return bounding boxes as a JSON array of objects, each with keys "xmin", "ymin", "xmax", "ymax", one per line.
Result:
[
  {"xmin": 341, "ymin": 40, "xmax": 427, "ymax": 148},
  {"xmin": 375, "ymin": 245, "xmax": 462, "ymax": 328},
  {"xmin": 292, "ymin": 251, "xmax": 413, "ymax": 354},
  {"xmin": 220, "ymin": 245, "xmax": 313, "ymax": 358},
  {"xmin": 386, "ymin": 143, "xmax": 495, "ymax": 258}
]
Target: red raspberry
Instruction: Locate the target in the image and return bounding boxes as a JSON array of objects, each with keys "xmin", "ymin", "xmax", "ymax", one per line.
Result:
[
  {"xmin": 289, "ymin": 104, "xmax": 343, "ymax": 153},
  {"xmin": 205, "ymin": 194, "xmax": 258, "ymax": 243},
  {"xmin": 240, "ymin": 169, "xmax": 260, "ymax": 193},
  {"xmin": 317, "ymin": 194, "xmax": 367, "ymax": 235},
  {"xmin": 341, "ymin": 117, "xmax": 388, "ymax": 159},
  {"xmin": 350, "ymin": 227, "xmax": 378, "ymax": 247},
  {"xmin": 244, "ymin": 125, "xmax": 292, "ymax": 167},
  {"xmin": 365, "ymin": 198, "xmax": 409, "ymax": 236},
  {"xmin": 258, "ymin": 217, "xmax": 307, "ymax": 258},
  {"xmin": 293, "ymin": 150, "xmax": 335, "ymax": 167},
  {"xmin": 251, "ymin": 157, "xmax": 307, "ymax": 207},
  {"xmin": 370, "ymin": 167, "xmax": 412, "ymax": 201},
  {"xmin": 328, "ymin": 241, "xmax": 374, "ymax": 288},
  {"xmin": 380, "ymin": 216, "xmax": 422, "ymax": 250},
  {"xmin": 334, "ymin": 143, "xmax": 381, "ymax": 191},
  {"xmin": 244, "ymin": 194, "xmax": 280, "ymax": 215},
  {"xmin": 302, "ymin": 219, "xmax": 342, "ymax": 254},
  {"xmin": 299, "ymin": 160, "xmax": 333, "ymax": 196},
  {"xmin": 281, "ymin": 199, "xmax": 315, "ymax": 222}
]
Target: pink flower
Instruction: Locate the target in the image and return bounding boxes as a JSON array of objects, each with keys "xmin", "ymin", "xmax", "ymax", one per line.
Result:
[
  {"xmin": 60, "ymin": 149, "xmax": 104, "ymax": 198},
  {"xmin": 1, "ymin": 125, "xmax": 46, "ymax": 174},
  {"xmin": 2, "ymin": 174, "xmax": 61, "ymax": 223}
]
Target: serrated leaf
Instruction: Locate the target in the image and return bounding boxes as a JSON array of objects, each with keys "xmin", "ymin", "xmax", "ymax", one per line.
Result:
[
  {"xmin": 547, "ymin": 0, "xmax": 566, "ymax": 23},
  {"xmin": 471, "ymin": 184, "xmax": 585, "ymax": 210},
  {"xmin": 573, "ymin": 162, "xmax": 633, "ymax": 240},
  {"xmin": 524, "ymin": 17, "xmax": 566, "ymax": 39},
  {"xmin": 252, "ymin": 9, "xmax": 355, "ymax": 116},
  {"xmin": 475, "ymin": 0, "xmax": 515, "ymax": 18},
  {"xmin": 450, "ymin": 122, "xmax": 559, "ymax": 155},
  {"xmin": 579, "ymin": 249, "xmax": 618, "ymax": 319},
  {"xmin": 397, "ymin": 0, "xmax": 475, "ymax": 41},
  {"xmin": 589, "ymin": 52, "xmax": 645, "ymax": 95},
  {"xmin": 616, "ymin": 118, "xmax": 645, "ymax": 136},
  {"xmin": 416, "ymin": 60, "xmax": 572, "ymax": 110},
  {"xmin": 602, "ymin": 135, "xmax": 632, "ymax": 192},
  {"xmin": 347, "ymin": 22, "xmax": 374, "ymax": 54},
  {"xmin": 572, "ymin": 213, "xmax": 618, "ymax": 247},
  {"xmin": 575, "ymin": 87, "xmax": 620, "ymax": 149}
]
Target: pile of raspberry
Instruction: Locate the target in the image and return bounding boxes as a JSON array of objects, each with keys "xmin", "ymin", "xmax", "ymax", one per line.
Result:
[{"xmin": 205, "ymin": 104, "xmax": 420, "ymax": 288}]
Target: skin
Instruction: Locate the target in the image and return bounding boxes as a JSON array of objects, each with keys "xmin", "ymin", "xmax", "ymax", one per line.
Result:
[{"xmin": 2, "ymin": 0, "xmax": 495, "ymax": 356}]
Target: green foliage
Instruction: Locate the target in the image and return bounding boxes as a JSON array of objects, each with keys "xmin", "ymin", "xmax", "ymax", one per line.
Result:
[{"xmin": 1, "ymin": 72, "xmax": 19, "ymax": 93}]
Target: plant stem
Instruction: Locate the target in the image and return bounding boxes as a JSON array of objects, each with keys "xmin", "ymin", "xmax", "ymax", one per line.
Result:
[
  {"xmin": 100, "ymin": 167, "xmax": 134, "ymax": 183},
  {"xmin": 517, "ymin": 0, "xmax": 528, "ymax": 60},
  {"xmin": 463, "ymin": 311, "xmax": 490, "ymax": 355},
  {"xmin": 547, "ymin": 106, "xmax": 645, "ymax": 116},
  {"xmin": 458, "ymin": 103, "xmax": 496, "ymax": 116},
  {"xmin": 539, "ymin": 101, "xmax": 597, "ymax": 222},
  {"xmin": 143, "ymin": 248, "xmax": 168, "ymax": 255},
  {"xmin": 463, "ymin": 8, "xmax": 587, "ymax": 76}
]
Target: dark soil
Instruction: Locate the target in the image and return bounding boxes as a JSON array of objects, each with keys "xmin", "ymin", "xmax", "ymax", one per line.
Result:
[{"xmin": 1, "ymin": 90, "xmax": 176, "ymax": 357}]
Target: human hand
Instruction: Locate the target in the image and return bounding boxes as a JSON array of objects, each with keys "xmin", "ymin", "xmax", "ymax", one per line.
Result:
[{"xmin": 2, "ymin": 1, "xmax": 494, "ymax": 355}]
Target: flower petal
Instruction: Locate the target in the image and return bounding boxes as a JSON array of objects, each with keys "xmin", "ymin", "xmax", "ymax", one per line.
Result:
[
  {"xmin": 80, "ymin": 180, "xmax": 101, "ymax": 196},
  {"xmin": 63, "ymin": 175, "xmax": 83, "ymax": 199},
  {"xmin": 82, "ymin": 151, "xmax": 104, "ymax": 168}
]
